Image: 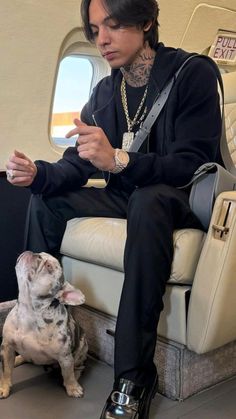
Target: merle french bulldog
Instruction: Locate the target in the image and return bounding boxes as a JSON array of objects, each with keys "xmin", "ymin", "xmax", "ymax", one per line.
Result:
[{"xmin": 0, "ymin": 251, "xmax": 88, "ymax": 398}]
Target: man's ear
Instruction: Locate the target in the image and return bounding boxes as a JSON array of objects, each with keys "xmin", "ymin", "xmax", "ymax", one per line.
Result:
[
  {"xmin": 143, "ymin": 21, "xmax": 152, "ymax": 32},
  {"xmin": 56, "ymin": 282, "xmax": 85, "ymax": 306}
]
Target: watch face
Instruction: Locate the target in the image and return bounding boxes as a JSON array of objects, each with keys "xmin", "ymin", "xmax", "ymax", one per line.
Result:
[
  {"xmin": 117, "ymin": 150, "xmax": 128, "ymax": 164},
  {"xmin": 111, "ymin": 149, "xmax": 129, "ymax": 173}
]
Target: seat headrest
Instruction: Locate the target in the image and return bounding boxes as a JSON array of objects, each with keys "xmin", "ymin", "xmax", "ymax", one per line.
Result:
[{"xmin": 222, "ymin": 71, "xmax": 236, "ymax": 105}]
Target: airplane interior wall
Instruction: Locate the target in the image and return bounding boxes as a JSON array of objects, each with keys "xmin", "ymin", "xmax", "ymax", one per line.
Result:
[
  {"xmin": 1, "ymin": 0, "xmax": 236, "ymax": 168},
  {"xmin": 0, "ymin": 0, "xmax": 97, "ymax": 300}
]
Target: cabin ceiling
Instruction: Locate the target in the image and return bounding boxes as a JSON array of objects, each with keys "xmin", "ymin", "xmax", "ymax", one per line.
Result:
[{"xmin": 158, "ymin": 1, "xmax": 236, "ymax": 49}]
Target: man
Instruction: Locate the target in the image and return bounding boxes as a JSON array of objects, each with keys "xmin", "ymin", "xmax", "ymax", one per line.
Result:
[{"xmin": 6, "ymin": 0, "xmax": 222, "ymax": 417}]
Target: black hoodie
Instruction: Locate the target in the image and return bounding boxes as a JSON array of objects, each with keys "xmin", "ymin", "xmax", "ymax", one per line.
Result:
[{"xmin": 31, "ymin": 43, "xmax": 222, "ymax": 196}]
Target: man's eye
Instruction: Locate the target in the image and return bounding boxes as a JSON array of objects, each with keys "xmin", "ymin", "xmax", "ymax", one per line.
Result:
[
  {"xmin": 108, "ymin": 22, "xmax": 124, "ymax": 30},
  {"xmin": 109, "ymin": 23, "xmax": 120, "ymax": 29}
]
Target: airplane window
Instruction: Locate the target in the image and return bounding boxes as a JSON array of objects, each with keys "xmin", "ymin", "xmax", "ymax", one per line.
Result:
[{"xmin": 51, "ymin": 55, "xmax": 93, "ymax": 147}]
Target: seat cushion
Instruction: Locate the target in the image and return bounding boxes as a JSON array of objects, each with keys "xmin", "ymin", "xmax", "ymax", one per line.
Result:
[
  {"xmin": 60, "ymin": 217, "xmax": 206, "ymax": 285},
  {"xmin": 62, "ymin": 256, "xmax": 191, "ymax": 344}
]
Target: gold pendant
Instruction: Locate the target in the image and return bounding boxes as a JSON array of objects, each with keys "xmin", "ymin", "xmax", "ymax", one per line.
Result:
[{"xmin": 122, "ymin": 132, "xmax": 134, "ymax": 151}]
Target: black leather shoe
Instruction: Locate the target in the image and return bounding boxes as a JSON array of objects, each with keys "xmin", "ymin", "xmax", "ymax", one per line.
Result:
[{"xmin": 100, "ymin": 374, "xmax": 158, "ymax": 419}]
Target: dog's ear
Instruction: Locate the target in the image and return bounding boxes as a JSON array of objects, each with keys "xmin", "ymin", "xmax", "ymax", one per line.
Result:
[{"xmin": 56, "ymin": 282, "xmax": 85, "ymax": 306}]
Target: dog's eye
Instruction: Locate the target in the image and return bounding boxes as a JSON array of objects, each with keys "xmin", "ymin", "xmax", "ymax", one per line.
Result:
[{"xmin": 45, "ymin": 261, "xmax": 53, "ymax": 274}]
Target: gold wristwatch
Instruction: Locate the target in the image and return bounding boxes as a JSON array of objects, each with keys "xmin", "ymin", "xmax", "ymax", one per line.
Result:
[{"xmin": 110, "ymin": 148, "xmax": 130, "ymax": 174}]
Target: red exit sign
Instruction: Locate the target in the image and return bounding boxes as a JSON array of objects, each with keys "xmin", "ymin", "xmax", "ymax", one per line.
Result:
[{"xmin": 209, "ymin": 32, "xmax": 236, "ymax": 65}]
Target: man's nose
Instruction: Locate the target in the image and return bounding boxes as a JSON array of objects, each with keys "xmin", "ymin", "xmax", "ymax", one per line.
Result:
[{"xmin": 97, "ymin": 25, "xmax": 110, "ymax": 46}]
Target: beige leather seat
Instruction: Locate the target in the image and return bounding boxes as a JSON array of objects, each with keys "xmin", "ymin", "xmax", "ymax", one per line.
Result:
[
  {"xmin": 60, "ymin": 70, "xmax": 236, "ymax": 399},
  {"xmin": 61, "ymin": 220, "xmax": 205, "ymax": 346}
]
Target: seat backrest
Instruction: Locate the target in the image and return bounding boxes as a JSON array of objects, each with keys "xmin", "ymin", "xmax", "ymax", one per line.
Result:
[
  {"xmin": 223, "ymin": 71, "xmax": 236, "ymax": 166},
  {"xmin": 186, "ymin": 71, "xmax": 236, "ymax": 354}
]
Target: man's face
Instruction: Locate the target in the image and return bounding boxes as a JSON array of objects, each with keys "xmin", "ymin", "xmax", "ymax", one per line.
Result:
[{"xmin": 88, "ymin": 0, "xmax": 147, "ymax": 69}]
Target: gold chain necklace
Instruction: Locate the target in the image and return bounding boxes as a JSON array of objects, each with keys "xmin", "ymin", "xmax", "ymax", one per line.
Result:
[{"xmin": 121, "ymin": 76, "xmax": 148, "ymax": 151}]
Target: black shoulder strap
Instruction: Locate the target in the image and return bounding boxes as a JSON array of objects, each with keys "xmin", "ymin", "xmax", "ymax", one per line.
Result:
[
  {"xmin": 129, "ymin": 54, "xmax": 198, "ymax": 152},
  {"xmin": 197, "ymin": 55, "xmax": 236, "ymax": 176},
  {"xmin": 129, "ymin": 53, "xmax": 236, "ymax": 177}
]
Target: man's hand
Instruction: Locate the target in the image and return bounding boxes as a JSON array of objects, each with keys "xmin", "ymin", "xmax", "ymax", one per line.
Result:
[
  {"xmin": 66, "ymin": 118, "xmax": 116, "ymax": 171},
  {"xmin": 6, "ymin": 150, "xmax": 37, "ymax": 187}
]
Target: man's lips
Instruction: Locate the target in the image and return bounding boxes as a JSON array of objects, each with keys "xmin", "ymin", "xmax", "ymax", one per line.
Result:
[{"xmin": 102, "ymin": 51, "xmax": 117, "ymax": 60}]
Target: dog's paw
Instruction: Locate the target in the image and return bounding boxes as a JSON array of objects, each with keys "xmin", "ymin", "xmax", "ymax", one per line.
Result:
[
  {"xmin": 66, "ymin": 383, "xmax": 84, "ymax": 398},
  {"xmin": 0, "ymin": 384, "xmax": 11, "ymax": 399}
]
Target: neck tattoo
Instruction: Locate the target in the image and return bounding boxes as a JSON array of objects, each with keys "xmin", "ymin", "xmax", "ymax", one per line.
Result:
[{"xmin": 122, "ymin": 48, "xmax": 156, "ymax": 87}]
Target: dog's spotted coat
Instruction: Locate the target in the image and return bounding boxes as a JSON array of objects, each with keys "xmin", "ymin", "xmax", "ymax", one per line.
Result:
[{"xmin": 0, "ymin": 251, "xmax": 88, "ymax": 398}]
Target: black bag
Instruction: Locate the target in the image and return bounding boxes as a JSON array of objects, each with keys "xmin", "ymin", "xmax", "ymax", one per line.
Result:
[
  {"xmin": 189, "ymin": 163, "xmax": 236, "ymax": 230},
  {"xmin": 187, "ymin": 59, "xmax": 236, "ymax": 229}
]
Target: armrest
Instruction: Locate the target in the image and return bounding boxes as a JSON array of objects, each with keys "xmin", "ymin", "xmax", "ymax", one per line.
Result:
[{"xmin": 187, "ymin": 191, "xmax": 236, "ymax": 353}]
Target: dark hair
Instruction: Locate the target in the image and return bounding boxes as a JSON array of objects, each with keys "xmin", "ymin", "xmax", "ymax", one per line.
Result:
[{"xmin": 81, "ymin": 0, "xmax": 160, "ymax": 48}]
